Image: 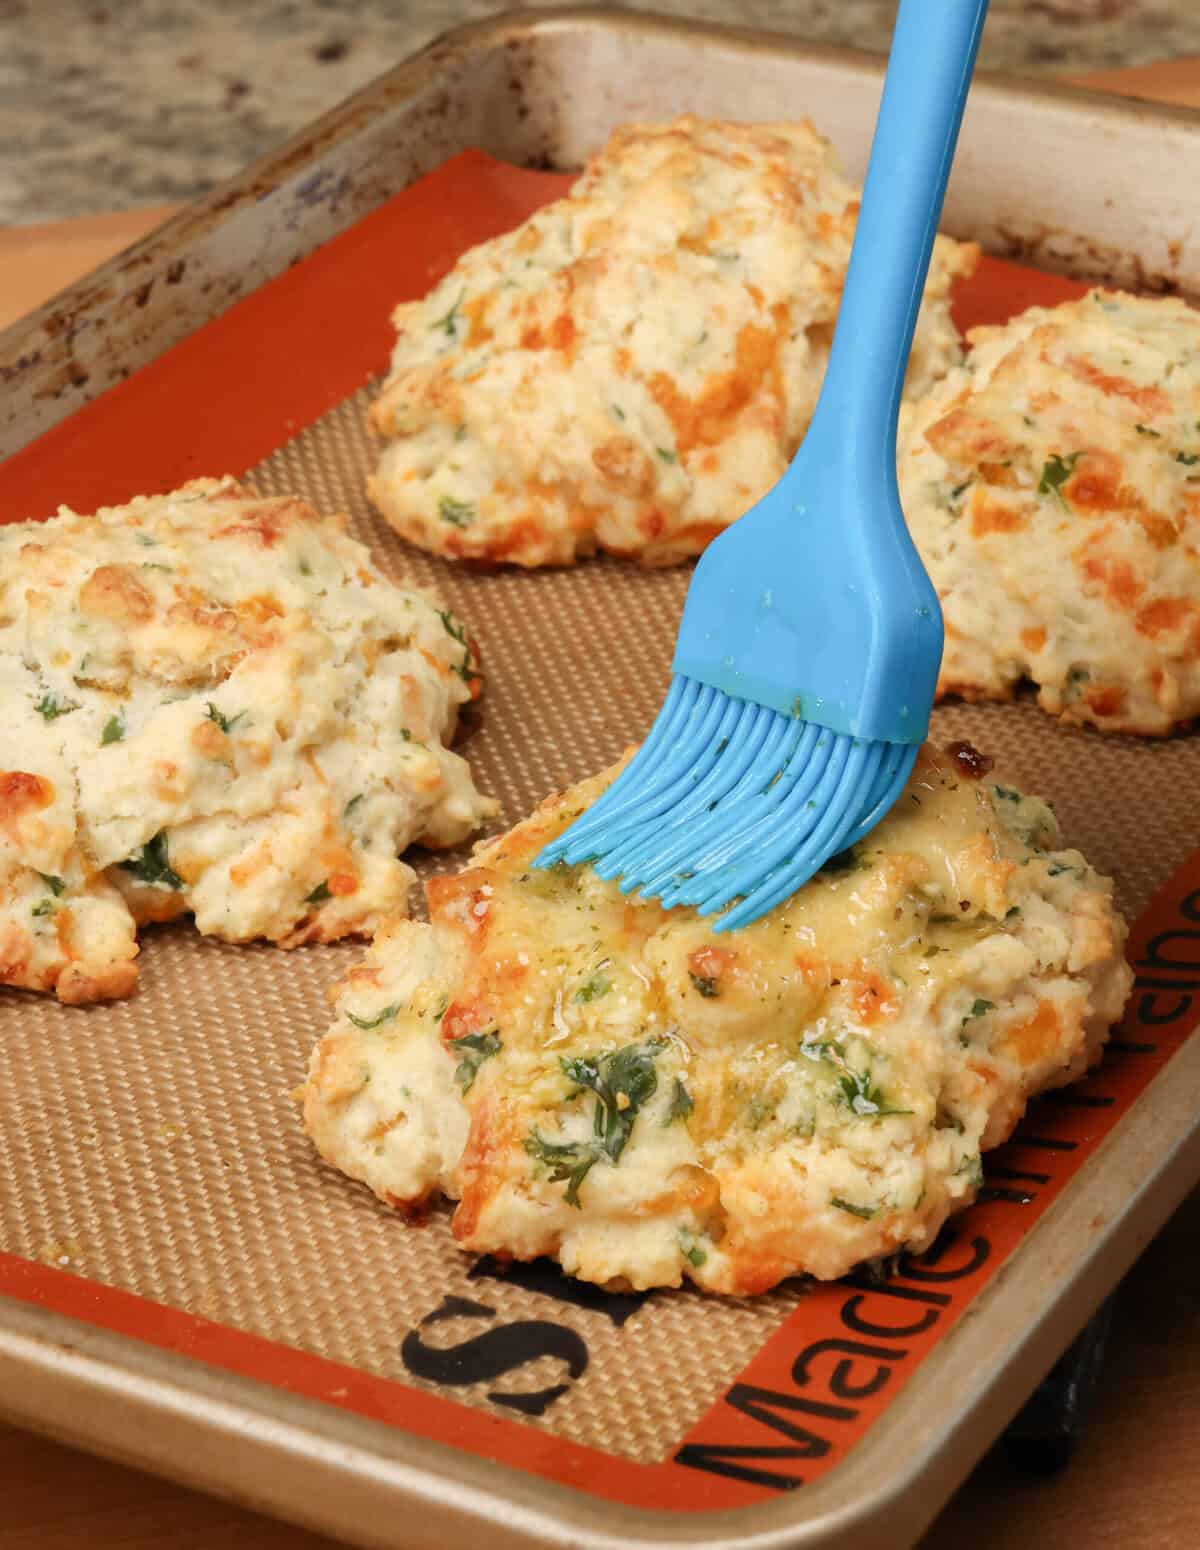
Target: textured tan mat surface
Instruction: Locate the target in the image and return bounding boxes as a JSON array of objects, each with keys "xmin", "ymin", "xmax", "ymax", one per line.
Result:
[{"xmin": 0, "ymin": 380, "xmax": 1195, "ymax": 1466}]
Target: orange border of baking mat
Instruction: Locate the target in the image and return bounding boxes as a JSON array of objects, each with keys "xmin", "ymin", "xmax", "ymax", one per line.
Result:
[{"xmin": 0, "ymin": 151, "xmax": 1195, "ymax": 1513}]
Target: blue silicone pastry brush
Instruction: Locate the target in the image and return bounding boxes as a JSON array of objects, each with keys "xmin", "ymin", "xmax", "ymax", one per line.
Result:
[{"xmin": 536, "ymin": 0, "xmax": 988, "ymax": 929}]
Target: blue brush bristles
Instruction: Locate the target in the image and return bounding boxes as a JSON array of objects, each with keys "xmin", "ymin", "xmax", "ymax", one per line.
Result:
[
  {"xmin": 536, "ymin": 676, "xmax": 917, "ymax": 932},
  {"xmin": 534, "ymin": 0, "xmax": 986, "ymax": 930}
]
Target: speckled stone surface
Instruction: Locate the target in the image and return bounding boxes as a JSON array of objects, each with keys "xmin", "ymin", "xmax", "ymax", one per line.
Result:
[{"xmin": 0, "ymin": 0, "xmax": 1198, "ymax": 224}]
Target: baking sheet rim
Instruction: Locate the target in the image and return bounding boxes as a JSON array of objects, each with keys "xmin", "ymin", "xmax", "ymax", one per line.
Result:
[{"xmin": 1, "ymin": 7, "xmax": 1199, "ymax": 1548}]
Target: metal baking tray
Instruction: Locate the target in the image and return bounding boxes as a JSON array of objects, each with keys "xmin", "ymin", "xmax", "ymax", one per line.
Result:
[{"xmin": 1, "ymin": 10, "xmax": 1199, "ymax": 1550}]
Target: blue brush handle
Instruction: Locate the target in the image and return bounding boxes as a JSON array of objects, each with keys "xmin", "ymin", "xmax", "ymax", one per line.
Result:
[
  {"xmin": 802, "ymin": 0, "xmax": 987, "ymax": 475},
  {"xmin": 673, "ymin": 0, "xmax": 987, "ymax": 743}
]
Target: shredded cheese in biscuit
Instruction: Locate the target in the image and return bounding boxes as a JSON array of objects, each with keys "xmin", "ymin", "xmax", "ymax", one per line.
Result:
[
  {"xmin": 369, "ymin": 115, "xmax": 977, "ymax": 567},
  {"xmin": 0, "ymin": 478, "xmax": 496, "ymax": 1003},
  {"xmin": 900, "ymin": 288, "xmax": 1200, "ymax": 734}
]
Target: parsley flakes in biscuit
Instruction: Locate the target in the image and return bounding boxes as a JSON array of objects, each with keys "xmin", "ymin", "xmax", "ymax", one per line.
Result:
[
  {"xmin": 0, "ymin": 478, "xmax": 496, "ymax": 1004},
  {"xmin": 368, "ymin": 115, "xmax": 977, "ymax": 568},
  {"xmin": 303, "ymin": 743, "xmax": 1130, "ymax": 1295},
  {"xmin": 900, "ymin": 289, "xmax": 1200, "ymax": 734}
]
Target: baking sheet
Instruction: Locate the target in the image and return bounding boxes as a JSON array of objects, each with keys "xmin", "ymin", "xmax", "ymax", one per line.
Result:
[{"xmin": 0, "ymin": 112, "xmax": 1198, "ymax": 1550}]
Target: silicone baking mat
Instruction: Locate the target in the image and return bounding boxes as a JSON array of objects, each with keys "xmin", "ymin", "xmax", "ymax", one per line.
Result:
[{"xmin": 0, "ymin": 150, "xmax": 1196, "ymax": 1515}]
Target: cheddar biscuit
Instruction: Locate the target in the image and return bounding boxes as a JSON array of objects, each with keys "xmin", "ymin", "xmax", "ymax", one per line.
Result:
[
  {"xmin": 899, "ymin": 289, "xmax": 1200, "ymax": 734},
  {"xmin": 0, "ymin": 478, "xmax": 496, "ymax": 1003},
  {"xmin": 304, "ymin": 744, "xmax": 1130, "ymax": 1295},
  {"xmin": 369, "ymin": 115, "xmax": 978, "ymax": 567}
]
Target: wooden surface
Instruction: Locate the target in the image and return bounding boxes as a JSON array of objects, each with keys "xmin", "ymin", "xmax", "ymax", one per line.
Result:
[
  {"xmin": 0, "ymin": 206, "xmax": 179, "ymax": 334},
  {"xmin": 1, "ymin": 54, "xmax": 1198, "ymax": 1550}
]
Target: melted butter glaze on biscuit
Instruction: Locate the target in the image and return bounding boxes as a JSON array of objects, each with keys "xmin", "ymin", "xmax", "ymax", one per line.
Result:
[{"xmin": 304, "ymin": 744, "xmax": 1130, "ymax": 1295}]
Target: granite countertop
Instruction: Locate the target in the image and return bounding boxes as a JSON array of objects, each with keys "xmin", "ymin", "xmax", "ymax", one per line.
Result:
[{"xmin": 1, "ymin": 0, "xmax": 1198, "ymax": 225}]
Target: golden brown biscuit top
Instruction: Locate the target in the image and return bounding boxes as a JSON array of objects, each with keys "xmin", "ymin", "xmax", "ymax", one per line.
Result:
[{"xmin": 368, "ymin": 115, "xmax": 975, "ymax": 567}]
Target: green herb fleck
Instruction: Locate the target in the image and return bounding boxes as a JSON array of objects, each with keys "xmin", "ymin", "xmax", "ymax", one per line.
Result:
[
  {"xmin": 451, "ymin": 1030, "xmax": 502, "ymax": 1093},
  {"xmin": 666, "ymin": 1078, "xmax": 694, "ymax": 1124},
  {"xmin": 837, "ymin": 1067, "xmax": 910, "ymax": 1118},
  {"xmin": 119, "ymin": 832, "xmax": 183, "ymax": 890},
  {"xmin": 437, "ymin": 494, "xmax": 476, "ymax": 528},
  {"xmin": 31, "ymin": 898, "xmax": 56, "ymax": 918},
  {"xmin": 1175, "ymin": 451, "xmax": 1200, "ymax": 466},
  {"xmin": 305, "ymin": 881, "xmax": 332, "ymax": 905},
  {"xmin": 437, "ymin": 609, "xmax": 476, "ymax": 684},
  {"xmin": 610, "ymin": 403, "xmax": 626, "ymax": 421},
  {"xmin": 831, "ymin": 1196, "xmax": 877, "ymax": 1220},
  {"xmin": 678, "ymin": 1230, "xmax": 707, "ymax": 1269},
  {"xmin": 656, "ymin": 447, "xmax": 677, "ymax": 464},
  {"xmin": 1047, "ymin": 861, "xmax": 1075, "ymax": 878},
  {"xmin": 37, "ymin": 873, "xmax": 66, "ymax": 896},
  {"xmin": 991, "ymin": 785, "xmax": 1021, "ymax": 803},
  {"xmin": 100, "ymin": 714, "xmax": 125, "ymax": 746},
  {"xmin": 346, "ymin": 1004, "xmax": 401, "ymax": 1031},
  {"xmin": 526, "ymin": 1037, "xmax": 663, "ymax": 1207},
  {"xmin": 523, "ymin": 1132, "xmax": 600, "ymax": 1209},
  {"xmin": 957, "ymin": 1153, "xmax": 984, "ymax": 1189},
  {"xmin": 343, "ymin": 793, "xmax": 365, "ymax": 820},
  {"xmin": 689, "ymin": 972, "xmax": 718, "ymax": 998},
  {"xmin": 34, "ymin": 691, "xmax": 79, "ymax": 721},
  {"xmin": 800, "ymin": 1037, "xmax": 908, "ymax": 1117},
  {"xmin": 1064, "ymin": 664, "xmax": 1091, "ymax": 701},
  {"xmin": 575, "ymin": 970, "xmax": 612, "ymax": 1004},
  {"xmin": 563, "ymin": 1038, "xmax": 661, "ymax": 1158},
  {"xmin": 205, "ymin": 703, "xmax": 245, "ymax": 734},
  {"xmin": 962, "ymin": 998, "xmax": 995, "ymax": 1027},
  {"xmin": 1135, "ymin": 423, "xmax": 1161, "ymax": 438},
  {"xmin": 1037, "ymin": 451, "xmax": 1081, "ymax": 507},
  {"xmin": 432, "ymin": 292, "xmax": 463, "ymax": 337}
]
